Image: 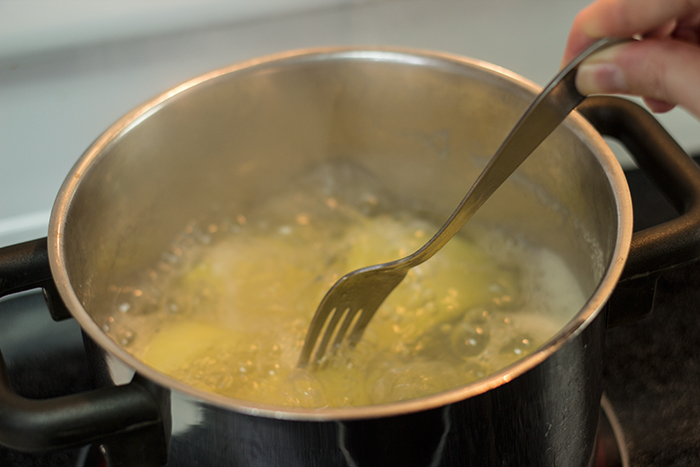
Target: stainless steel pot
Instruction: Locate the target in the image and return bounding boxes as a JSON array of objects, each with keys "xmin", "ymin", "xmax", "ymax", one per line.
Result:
[{"xmin": 2, "ymin": 47, "xmax": 700, "ymax": 467}]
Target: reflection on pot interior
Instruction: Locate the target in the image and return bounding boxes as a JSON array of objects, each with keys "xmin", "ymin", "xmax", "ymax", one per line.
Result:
[{"xmin": 103, "ymin": 161, "xmax": 585, "ymax": 408}]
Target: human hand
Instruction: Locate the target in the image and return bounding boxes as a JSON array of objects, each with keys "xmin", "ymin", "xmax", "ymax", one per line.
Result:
[{"xmin": 562, "ymin": 0, "xmax": 700, "ymax": 119}]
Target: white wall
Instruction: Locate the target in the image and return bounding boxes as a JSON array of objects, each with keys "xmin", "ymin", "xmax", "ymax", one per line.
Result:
[{"xmin": 1, "ymin": 0, "xmax": 698, "ymax": 246}]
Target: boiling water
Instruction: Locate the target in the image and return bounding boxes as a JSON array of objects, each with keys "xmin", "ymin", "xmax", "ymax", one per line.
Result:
[{"xmin": 103, "ymin": 161, "xmax": 586, "ymax": 408}]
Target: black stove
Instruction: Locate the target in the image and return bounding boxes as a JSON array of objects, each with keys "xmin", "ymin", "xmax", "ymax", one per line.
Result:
[
  {"xmin": 601, "ymin": 159, "xmax": 700, "ymax": 467},
  {"xmin": 1, "ymin": 159, "xmax": 698, "ymax": 467}
]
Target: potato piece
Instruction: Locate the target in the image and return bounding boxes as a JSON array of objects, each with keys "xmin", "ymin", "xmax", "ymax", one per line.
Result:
[
  {"xmin": 141, "ymin": 321, "xmax": 232, "ymax": 373},
  {"xmin": 208, "ymin": 234, "xmax": 331, "ymax": 329},
  {"xmin": 339, "ymin": 215, "xmax": 520, "ymax": 346}
]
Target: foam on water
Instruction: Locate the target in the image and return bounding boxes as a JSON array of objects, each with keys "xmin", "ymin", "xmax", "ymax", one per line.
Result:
[{"xmin": 104, "ymin": 160, "xmax": 587, "ymax": 407}]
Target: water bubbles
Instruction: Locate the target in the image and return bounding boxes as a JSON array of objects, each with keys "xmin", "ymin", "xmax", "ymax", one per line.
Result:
[
  {"xmin": 282, "ymin": 369, "xmax": 327, "ymax": 407},
  {"xmin": 449, "ymin": 316, "xmax": 490, "ymax": 360},
  {"xmin": 465, "ymin": 308, "xmax": 489, "ymax": 324},
  {"xmin": 163, "ymin": 253, "xmax": 179, "ymax": 264},
  {"xmin": 369, "ymin": 361, "xmax": 461, "ymax": 404},
  {"xmin": 461, "ymin": 361, "xmax": 487, "ymax": 382},
  {"xmin": 166, "ymin": 300, "xmax": 180, "ymax": 314},
  {"xmin": 95, "ymin": 160, "xmax": 579, "ymax": 408},
  {"xmin": 500, "ymin": 335, "xmax": 535, "ymax": 357},
  {"xmin": 201, "ymin": 368, "xmax": 234, "ymax": 391},
  {"xmin": 492, "ymin": 295, "xmax": 513, "ymax": 307},
  {"xmin": 325, "ymin": 198, "xmax": 338, "ymax": 209},
  {"xmin": 102, "ymin": 316, "xmax": 115, "ymax": 332},
  {"xmin": 119, "ymin": 329, "xmax": 135, "ymax": 346}
]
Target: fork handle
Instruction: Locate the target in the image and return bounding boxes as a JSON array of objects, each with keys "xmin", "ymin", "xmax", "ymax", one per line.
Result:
[{"xmin": 401, "ymin": 38, "xmax": 625, "ymax": 269}]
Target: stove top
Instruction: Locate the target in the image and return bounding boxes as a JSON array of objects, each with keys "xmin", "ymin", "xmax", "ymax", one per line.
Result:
[
  {"xmin": 602, "ymin": 159, "xmax": 700, "ymax": 467},
  {"xmin": 0, "ymin": 160, "xmax": 698, "ymax": 467}
]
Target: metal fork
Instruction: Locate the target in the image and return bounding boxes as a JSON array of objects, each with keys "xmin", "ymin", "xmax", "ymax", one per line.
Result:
[{"xmin": 297, "ymin": 38, "xmax": 623, "ymax": 369}]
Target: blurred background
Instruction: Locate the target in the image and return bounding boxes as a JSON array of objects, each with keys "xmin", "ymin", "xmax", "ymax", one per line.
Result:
[{"xmin": 2, "ymin": 0, "xmax": 699, "ymax": 248}]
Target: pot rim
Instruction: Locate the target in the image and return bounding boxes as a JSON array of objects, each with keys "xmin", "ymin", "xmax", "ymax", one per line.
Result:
[{"xmin": 47, "ymin": 46, "xmax": 633, "ymax": 421}]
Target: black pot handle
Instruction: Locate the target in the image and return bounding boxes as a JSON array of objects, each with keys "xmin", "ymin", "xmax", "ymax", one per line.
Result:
[
  {"xmin": 0, "ymin": 238, "xmax": 169, "ymax": 467},
  {"xmin": 577, "ymin": 96, "xmax": 700, "ymax": 326}
]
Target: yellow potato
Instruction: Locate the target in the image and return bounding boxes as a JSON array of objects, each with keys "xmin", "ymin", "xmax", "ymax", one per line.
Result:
[
  {"xmin": 343, "ymin": 216, "xmax": 519, "ymax": 346},
  {"xmin": 141, "ymin": 322, "xmax": 232, "ymax": 373},
  {"xmin": 109, "ymin": 167, "xmax": 583, "ymax": 408}
]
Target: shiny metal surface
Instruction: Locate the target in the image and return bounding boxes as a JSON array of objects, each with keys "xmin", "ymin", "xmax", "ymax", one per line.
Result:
[
  {"xmin": 598, "ymin": 395, "xmax": 629, "ymax": 467},
  {"xmin": 47, "ymin": 48, "xmax": 633, "ymax": 465},
  {"xmin": 298, "ymin": 38, "xmax": 624, "ymax": 369},
  {"xmin": 84, "ymin": 315, "xmax": 603, "ymax": 466}
]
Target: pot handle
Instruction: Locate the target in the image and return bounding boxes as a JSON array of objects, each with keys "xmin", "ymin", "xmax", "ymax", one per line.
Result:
[
  {"xmin": 0, "ymin": 237, "xmax": 169, "ymax": 467},
  {"xmin": 577, "ymin": 96, "xmax": 700, "ymax": 327}
]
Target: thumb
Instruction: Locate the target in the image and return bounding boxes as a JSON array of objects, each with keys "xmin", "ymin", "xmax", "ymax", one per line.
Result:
[{"xmin": 575, "ymin": 39, "xmax": 700, "ymax": 119}]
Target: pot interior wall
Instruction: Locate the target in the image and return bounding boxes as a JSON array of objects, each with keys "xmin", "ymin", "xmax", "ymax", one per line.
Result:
[{"xmin": 58, "ymin": 50, "xmax": 619, "ymax": 328}]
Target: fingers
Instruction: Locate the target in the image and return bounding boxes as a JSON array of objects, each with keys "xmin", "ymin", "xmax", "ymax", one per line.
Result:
[
  {"xmin": 642, "ymin": 97, "xmax": 676, "ymax": 114},
  {"xmin": 575, "ymin": 39, "xmax": 700, "ymax": 118},
  {"xmin": 580, "ymin": 0, "xmax": 699, "ymax": 36},
  {"xmin": 562, "ymin": 0, "xmax": 700, "ymax": 62},
  {"xmin": 561, "ymin": 0, "xmax": 700, "ymax": 117}
]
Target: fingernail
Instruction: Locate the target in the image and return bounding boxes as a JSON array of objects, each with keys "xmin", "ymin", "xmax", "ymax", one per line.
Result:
[{"xmin": 576, "ymin": 63, "xmax": 628, "ymax": 95}]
